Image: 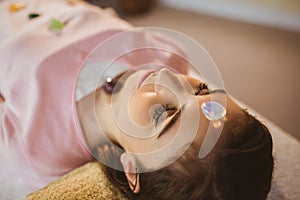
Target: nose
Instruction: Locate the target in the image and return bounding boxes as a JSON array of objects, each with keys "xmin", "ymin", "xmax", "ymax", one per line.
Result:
[
  {"xmin": 156, "ymin": 68, "xmax": 179, "ymax": 85},
  {"xmin": 155, "ymin": 68, "xmax": 193, "ymax": 95}
]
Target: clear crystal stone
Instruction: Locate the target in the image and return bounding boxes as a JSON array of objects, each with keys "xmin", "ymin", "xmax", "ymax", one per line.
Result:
[{"xmin": 201, "ymin": 101, "xmax": 226, "ymax": 120}]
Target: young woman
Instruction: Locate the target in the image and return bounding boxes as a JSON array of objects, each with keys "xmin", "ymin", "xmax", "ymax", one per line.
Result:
[
  {"xmin": 0, "ymin": 0, "xmax": 273, "ymax": 199},
  {"xmin": 77, "ymin": 67, "xmax": 274, "ymax": 200}
]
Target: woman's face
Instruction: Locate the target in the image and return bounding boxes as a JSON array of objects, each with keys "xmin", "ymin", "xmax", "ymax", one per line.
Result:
[{"xmin": 98, "ymin": 68, "xmax": 243, "ymax": 170}]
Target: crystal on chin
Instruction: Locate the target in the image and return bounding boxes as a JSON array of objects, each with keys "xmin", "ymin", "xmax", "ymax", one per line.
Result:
[{"xmin": 201, "ymin": 101, "xmax": 226, "ymax": 121}]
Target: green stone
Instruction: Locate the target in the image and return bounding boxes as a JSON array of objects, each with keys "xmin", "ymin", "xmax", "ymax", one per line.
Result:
[
  {"xmin": 28, "ymin": 13, "xmax": 40, "ymax": 19},
  {"xmin": 49, "ymin": 18, "xmax": 64, "ymax": 30}
]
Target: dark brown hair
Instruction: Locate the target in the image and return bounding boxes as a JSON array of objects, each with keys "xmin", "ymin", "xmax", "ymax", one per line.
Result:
[{"xmin": 100, "ymin": 110, "xmax": 274, "ymax": 200}]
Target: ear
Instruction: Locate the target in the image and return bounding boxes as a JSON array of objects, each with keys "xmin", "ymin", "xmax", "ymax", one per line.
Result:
[{"xmin": 120, "ymin": 153, "xmax": 140, "ymax": 194}]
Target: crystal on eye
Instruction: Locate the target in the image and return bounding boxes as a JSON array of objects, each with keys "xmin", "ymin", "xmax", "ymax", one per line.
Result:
[{"xmin": 201, "ymin": 101, "xmax": 226, "ymax": 121}]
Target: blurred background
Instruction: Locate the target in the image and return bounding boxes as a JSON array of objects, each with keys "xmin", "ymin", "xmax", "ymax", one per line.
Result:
[{"xmin": 89, "ymin": 0, "xmax": 300, "ymax": 140}]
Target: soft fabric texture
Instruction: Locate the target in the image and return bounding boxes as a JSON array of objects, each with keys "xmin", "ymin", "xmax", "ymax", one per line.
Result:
[{"xmin": 25, "ymin": 161, "xmax": 127, "ymax": 200}]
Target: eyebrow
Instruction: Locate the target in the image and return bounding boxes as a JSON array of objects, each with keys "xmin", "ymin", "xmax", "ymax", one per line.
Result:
[
  {"xmin": 202, "ymin": 89, "xmax": 227, "ymax": 95},
  {"xmin": 157, "ymin": 104, "xmax": 185, "ymax": 138},
  {"xmin": 209, "ymin": 89, "xmax": 227, "ymax": 95}
]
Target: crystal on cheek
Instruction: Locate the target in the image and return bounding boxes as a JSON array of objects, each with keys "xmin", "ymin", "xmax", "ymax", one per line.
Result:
[{"xmin": 201, "ymin": 101, "xmax": 226, "ymax": 121}]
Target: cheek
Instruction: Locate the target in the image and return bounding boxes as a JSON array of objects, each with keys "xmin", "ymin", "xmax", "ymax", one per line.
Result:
[
  {"xmin": 128, "ymin": 86, "xmax": 180, "ymax": 127},
  {"xmin": 128, "ymin": 91, "xmax": 157, "ymax": 126}
]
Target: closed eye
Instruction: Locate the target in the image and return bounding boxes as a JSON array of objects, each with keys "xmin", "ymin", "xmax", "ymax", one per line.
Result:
[
  {"xmin": 152, "ymin": 105, "xmax": 177, "ymax": 127},
  {"xmin": 195, "ymin": 83, "xmax": 209, "ymax": 95},
  {"xmin": 157, "ymin": 104, "xmax": 185, "ymax": 138}
]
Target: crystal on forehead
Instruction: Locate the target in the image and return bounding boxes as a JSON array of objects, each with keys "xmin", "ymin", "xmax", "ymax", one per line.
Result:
[{"xmin": 201, "ymin": 101, "xmax": 226, "ymax": 121}]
